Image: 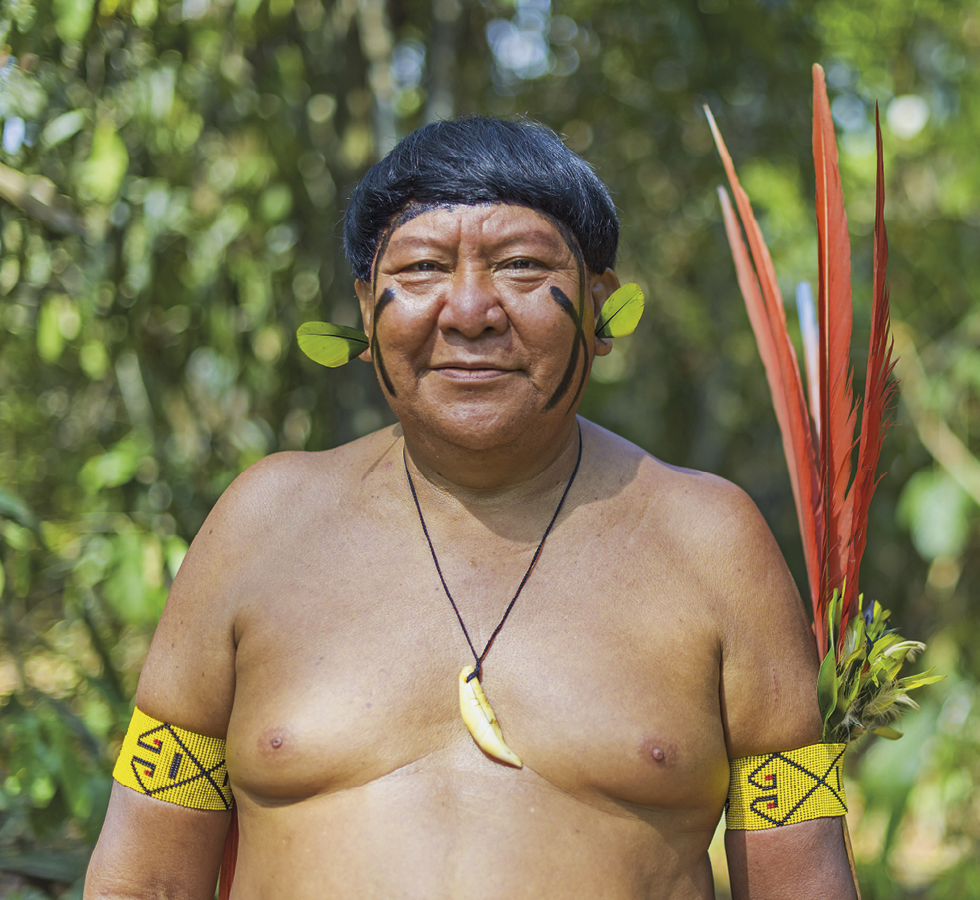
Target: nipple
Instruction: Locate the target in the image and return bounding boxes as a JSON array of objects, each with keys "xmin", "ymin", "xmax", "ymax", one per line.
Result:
[
  {"xmin": 640, "ymin": 736, "xmax": 674, "ymax": 767},
  {"xmin": 259, "ymin": 725, "xmax": 291, "ymax": 756}
]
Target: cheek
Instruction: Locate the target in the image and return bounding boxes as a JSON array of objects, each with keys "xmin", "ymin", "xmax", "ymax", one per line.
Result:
[
  {"xmin": 535, "ymin": 318, "xmax": 578, "ymax": 354},
  {"xmin": 374, "ymin": 290, "xmax": 438, "ymax": 347},
  {"xmin": 518, "ymin": 294, "xmax": 578, "ymax": 335}
]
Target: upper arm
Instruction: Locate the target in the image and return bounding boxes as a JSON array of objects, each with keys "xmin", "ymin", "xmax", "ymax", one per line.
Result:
[
  {"xmin": 701, "ymin": 485, "xmax": 855, "ymax": 898},
  {"xmin": 135, "ymin": 481, "xmax": 254, "ymax": 733},
  {"xmin": 136, "ymin": 452, "xmax": 301, "ymax": 731},
  {"xmin": 87, "ymin": 454, "xmax": 303, "ymax": 895},
  {"xmin": 709, "ymin": 485, "xmax": 822, "ymax": 758}
]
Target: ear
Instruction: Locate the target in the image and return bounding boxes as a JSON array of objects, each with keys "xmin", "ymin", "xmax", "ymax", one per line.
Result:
[
  {"xmin": 354, "ymin": 279, "xmax": 374, "ymax": 361},
  {"xmin": 590, "ymin": 268, "xmax": 621, "ymax": 357}
]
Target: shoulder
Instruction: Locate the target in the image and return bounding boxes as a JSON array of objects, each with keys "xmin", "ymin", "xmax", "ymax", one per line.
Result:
[
  {"xmin": 135, "ymin": 427, "xmax": 402, "ymax": 732},
  {"xmin": 205, "ymin": 425, "xmax": 402, "ymax": 531},
  {"xmin": 583, "ymin": 420, "xmax": 777, "ymax": 574},
  {"xmin": 161, "ymin": 426, "xmax": 403, "ymax": 607},
  {"xmin": 582, "ymin": 421, "xmax": 821, "ymax": 755}
]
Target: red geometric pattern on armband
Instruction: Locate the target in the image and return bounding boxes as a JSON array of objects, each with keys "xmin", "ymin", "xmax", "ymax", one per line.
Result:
[
  {"xmin": 112, "ymin": 706, "xmax": 233, "ymax": 811},
  {"xmin": 726, "ymin": 743, "xmax": 847, "ymax": 830}
]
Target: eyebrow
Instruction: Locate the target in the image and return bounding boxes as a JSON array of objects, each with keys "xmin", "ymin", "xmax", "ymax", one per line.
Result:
[{"xmin": 383, "ymin": 226, "xmax": 574, "ymax": 258}]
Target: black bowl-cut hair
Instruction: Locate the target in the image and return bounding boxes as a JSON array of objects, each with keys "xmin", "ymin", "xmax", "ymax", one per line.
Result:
[{"xmin": 343, "ymin": 117, "xmax": 619, "ymax": 282}]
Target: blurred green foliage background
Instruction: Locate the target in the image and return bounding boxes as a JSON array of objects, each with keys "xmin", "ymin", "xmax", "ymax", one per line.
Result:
[{"xmin": 0, "ymin": 0, "xmax": 976, "ymax": 896}]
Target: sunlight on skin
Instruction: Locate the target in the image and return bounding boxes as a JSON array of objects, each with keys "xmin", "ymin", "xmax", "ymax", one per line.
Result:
[{"xmin": 362, "ymin": 203, "xmax": 601, "ymax": 416}]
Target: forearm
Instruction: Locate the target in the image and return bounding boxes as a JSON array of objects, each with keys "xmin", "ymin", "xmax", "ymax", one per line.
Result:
[
  {"xmin": 85, "ymin": 783, "xmax": 229, "ymax": 900},
  {"xmin": 725, "ymin": 817, "xmax": 858, "ymax": 900},
  {"xmin": 84, "ymin": 863, "xmax": 217, "ymax": 900}
]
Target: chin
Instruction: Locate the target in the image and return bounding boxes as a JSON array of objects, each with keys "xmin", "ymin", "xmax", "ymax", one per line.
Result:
[{"xmin": 403, "ymin": 403, "xmax": 543, "ymax": 452}]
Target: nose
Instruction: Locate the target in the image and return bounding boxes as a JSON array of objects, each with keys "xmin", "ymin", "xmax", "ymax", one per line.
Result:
[{"xmin": 436, "ymin": 268, "xmax": 508, "ymax": 339}]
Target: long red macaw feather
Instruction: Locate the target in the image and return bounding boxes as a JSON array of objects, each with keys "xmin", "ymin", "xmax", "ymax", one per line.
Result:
[
  {"xmin": 705, "ymin": 108, "xmax": 823, "ymax": 635},
  {"xmin": 707, "ymin": 65, "xmax": 894, "ymax": 661},
  {"xmin": 812, "ymin": 65, "xmax": 858, "ymax": 647},
  {"xmin": 844, "ymin": 107, "xmax": 897, "ymax": 637},
  {"xmin": 218, "ymin": 808, "xmax": 238, "ymax": 900}
]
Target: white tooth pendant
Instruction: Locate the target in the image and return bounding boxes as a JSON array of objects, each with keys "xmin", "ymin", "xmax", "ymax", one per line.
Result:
[
  {"xmin": 458, "ymin": 666, "xmax": 523, "ymax": 768},
  {"xmin": 405, "ymin": 432, "xmax": 580, "ymax": 774}
]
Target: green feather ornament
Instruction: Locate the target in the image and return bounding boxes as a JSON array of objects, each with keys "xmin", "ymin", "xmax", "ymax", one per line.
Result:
[
  {"xmin": 818, "ymin": 586, "xmax": 944, "ymax": 743},
  {"xmin": 595, "ymin": 283, "xmax": 644, "ymax": 338},
  {"xmin": 297, "ymin": 322, "xmax": 369, "ymax": 367}
]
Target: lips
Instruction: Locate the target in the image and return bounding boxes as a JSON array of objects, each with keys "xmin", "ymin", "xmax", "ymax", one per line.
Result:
[
  {"xmin": 433, "ymin": 365, "xmax": 512, "ymax": 380},
  {"xmin": 432, "ymin": 359, "xmax": 515, "ymax": 370},
  {"xmin": 428, "ymin": 361, "xmax": 521, "ymax": 384},
  {"xmin": 439, "ymin": 364, "xmax": 505, "ymax": 369}
]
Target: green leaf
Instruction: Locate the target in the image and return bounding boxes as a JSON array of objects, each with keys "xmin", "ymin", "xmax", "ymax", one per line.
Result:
[
  {"xmin": 0, "ymin": 487, "xmax": 39, "ymax": 531},
  {"xmin": 839, "ymin": 608, "xmax": 867, "ymax": 668},
  {"xmin": 41, "ymin": 110, "xmax": 88, "ymax": 148},
  {"xmin": 0, "ymin": 848, "xmax": 89, "ymax": 883},
  {"xmin": 896, "ymin": 669, "xmax": 945, "ymax": 692},
  {"xmin": 78, "ymin": 434, "xmax": 149, "ymax": 494},
  {"xmin": 36, "ymin": 296, "xmax": 68, "ymax": 363},
  {"xmin": 595, "ymin": 283, "xmax": 644, "ymax": 338},
  {"xmin": 824, "ymin": 586, "xmax": 843, "ymax": 652},
  {"xmin": 817, "ymin": 649, "xmax": 839, "ymax": 735},
  {"xmin": 871, "ymin": 725, "xmax": 904, "ymax": 740},
  {"xmin": 53, "ymin": 0, "xmax": 95, "ymax": 43},
  {"xmin": 297, "ymin": 321, "xmax": 369, "ymax": 367},
  {"xmin": 77, "ymin": 121, "xmax": 129, "ymax": 205},
  {"xmin": 898, "ymin": 468, "xmax": 973, "ymax": 561}
]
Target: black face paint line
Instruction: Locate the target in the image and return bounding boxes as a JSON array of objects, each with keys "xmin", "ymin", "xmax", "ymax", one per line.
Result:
[
  {"xmin": 537, "ymin": 211, "xmax": 585, "ymax": 276},
  {"xmin": 371, "ymin": 288, "xmax": 397, "ymax": 396},
  {"xmin": 540, "ymin": 218, "xmax": 592, "ymax": 412},
  {"xmin": 370, "ymin": 201, "xmax": 443, "ymax": 295},
  {"xmin": 539, "ymin": 218, "xmax": 592, "ymax": 411},
  {"xmin": 545, "ymin": 285, "xmax": 591, "ymax": 411}
]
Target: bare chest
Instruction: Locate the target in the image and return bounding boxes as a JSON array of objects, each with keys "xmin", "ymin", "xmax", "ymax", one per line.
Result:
[{"xmin": 224, "ymin": 516, "xmax": 730, "ymax": 819}]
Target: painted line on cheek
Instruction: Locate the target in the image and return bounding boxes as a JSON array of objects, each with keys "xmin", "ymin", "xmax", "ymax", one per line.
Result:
[
  {"xmin": 569, "ymin": 256, "xmax": 591, "ymax": 408},
  {"xmin": 371, "ymin": 288, "xmax": 397, "ymax": 397},
  {"xmin": 545, "ymin": 286, "xmax": 590, "ymax": 411}
]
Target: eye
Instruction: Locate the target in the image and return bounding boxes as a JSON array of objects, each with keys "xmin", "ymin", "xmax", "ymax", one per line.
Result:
[{"xmin": 502, "ymin": 258, "xmax": 540, "ymax": 271}]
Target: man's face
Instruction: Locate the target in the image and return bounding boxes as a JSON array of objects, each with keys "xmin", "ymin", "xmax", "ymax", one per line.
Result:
[{"xmin": 355, "ymin": 203, "xmax": 617, "ymax": 451}]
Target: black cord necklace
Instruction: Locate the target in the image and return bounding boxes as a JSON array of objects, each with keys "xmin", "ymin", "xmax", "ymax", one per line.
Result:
[{"xmin": 403, "ymin": 423, "xmax": 583, "ymax": 767}]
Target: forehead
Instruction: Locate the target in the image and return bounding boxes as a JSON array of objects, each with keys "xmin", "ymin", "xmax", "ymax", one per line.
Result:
[{"xmin": 377, "ymin": 203, "xmax": 580, "ymax": 260}]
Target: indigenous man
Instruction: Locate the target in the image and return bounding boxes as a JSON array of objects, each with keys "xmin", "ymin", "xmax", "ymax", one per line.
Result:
[{"xmin": 85, "ymin": 118, "xmax": 857, "ymax": 899}]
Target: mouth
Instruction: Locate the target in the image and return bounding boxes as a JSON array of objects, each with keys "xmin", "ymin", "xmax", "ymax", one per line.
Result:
[{"xmin": 430, "ymin": 363, "xmax": 516, "ymax": 381}]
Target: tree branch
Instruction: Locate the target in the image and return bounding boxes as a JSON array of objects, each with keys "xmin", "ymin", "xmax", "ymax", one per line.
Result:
[
  {"xmin": 892, "ymin": 321, "xmax": 980, "ymax": 506},
  {"xmin": 0, "ymin": 162, "xmax": 85, "ymax": 235}
]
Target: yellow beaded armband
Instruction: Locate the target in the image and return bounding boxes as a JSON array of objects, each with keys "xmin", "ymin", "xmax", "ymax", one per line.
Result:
[
  {"xmin": 112, "ymin": 706, "xmax": 234, "ymax": 811},
  {"xmin": 726, "ymin": 743, "xmax": 846, "ymax": 830}
]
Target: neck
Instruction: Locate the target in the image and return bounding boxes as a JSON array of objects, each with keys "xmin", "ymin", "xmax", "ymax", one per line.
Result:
[{"xmin": 401, "ymin": 418, "xmax": 583, "ymax": 509}]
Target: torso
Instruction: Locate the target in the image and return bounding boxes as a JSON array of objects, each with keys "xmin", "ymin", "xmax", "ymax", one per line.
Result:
[{"xmin": 217, "ymin": 422, "xmax": 734, "ymax": 898}]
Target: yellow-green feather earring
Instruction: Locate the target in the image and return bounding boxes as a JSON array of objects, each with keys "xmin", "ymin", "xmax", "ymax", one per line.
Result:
[
  {"xmin": 297, "ymin": 321, "xmax": 369, "ymax": 367},
  {"xmin": 296, "ymin": 283, "xmax": 643, "ymax": 368},
  {"xmin": 595, "ymin": 283, "xmax": 644, "ymax": 339}
]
